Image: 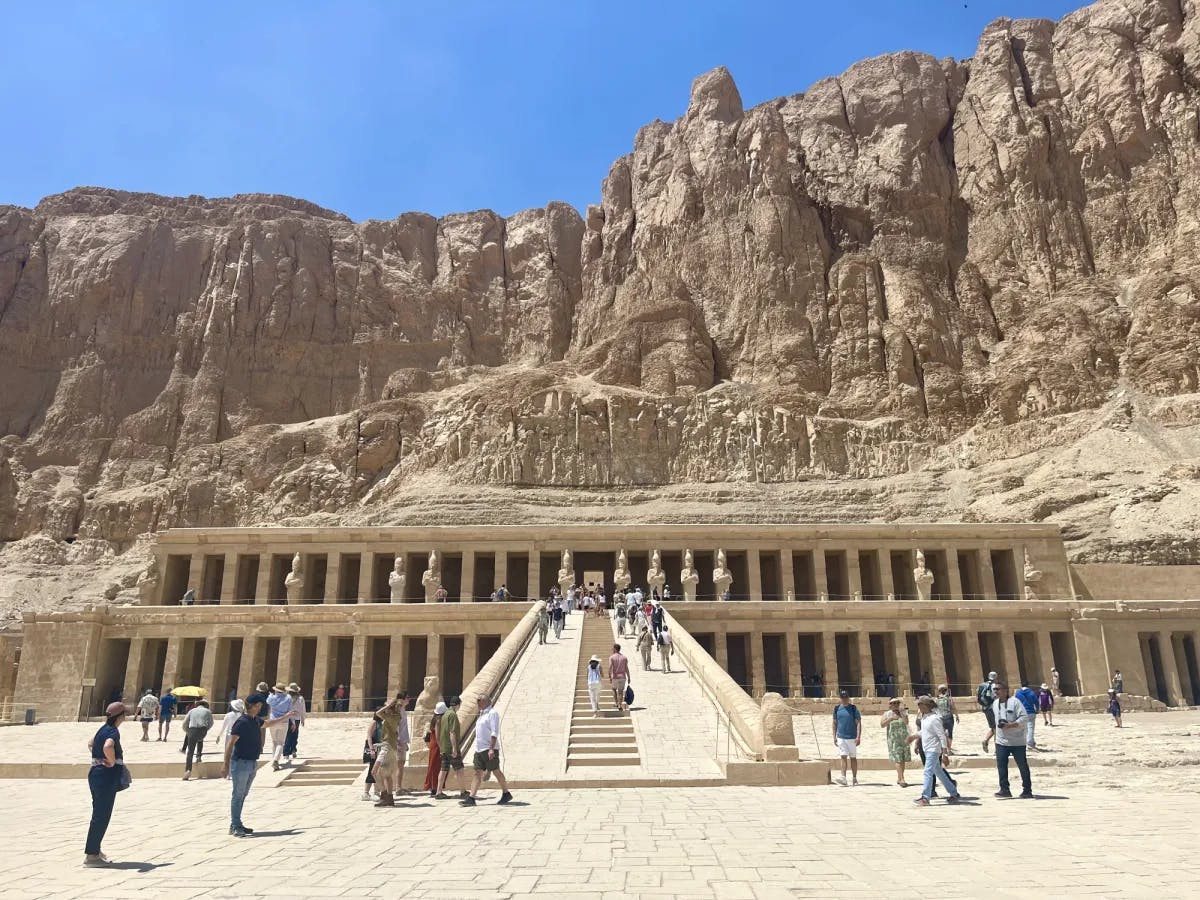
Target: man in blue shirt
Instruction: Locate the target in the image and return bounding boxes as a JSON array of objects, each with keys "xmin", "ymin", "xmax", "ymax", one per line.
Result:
[
  {"xmin": 222, "ymin": 696, "xmax": 265, "ymax": 837},
  {"xmin": 157, "ymin": 689, "xmax": 177, "ymax": 742},
  {"xmin": 831, "ymin": 689, "xmax": 863, "ymax": 786},
  {"xmin": 1014, "ymin": 680, "xmax": 1040, "ymax": 750}
]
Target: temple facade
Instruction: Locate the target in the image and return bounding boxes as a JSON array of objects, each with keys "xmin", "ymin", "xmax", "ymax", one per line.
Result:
[{"xmin": 8, "ymin": 523, "xmax": 1200, "ymax": 720}]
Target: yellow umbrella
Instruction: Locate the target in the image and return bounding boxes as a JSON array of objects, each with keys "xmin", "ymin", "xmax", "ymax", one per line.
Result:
[{"xmin": 171, "ymin": 686, "xmax": 208, "ymax": 698}]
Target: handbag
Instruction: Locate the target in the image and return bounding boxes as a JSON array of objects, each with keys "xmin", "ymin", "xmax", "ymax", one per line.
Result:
[
  {"xmin": 624, "ymin": 684, "xmax": 634, "ymax": 706},
  {"xmin": 117, "ymin": 765, "xmax": 132, "ymax": 791}
]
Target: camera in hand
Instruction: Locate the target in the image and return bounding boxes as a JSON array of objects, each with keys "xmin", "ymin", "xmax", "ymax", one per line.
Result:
[{"xmin": 997, "ymin": 718, "xmax": 1008, "ymax": 726}]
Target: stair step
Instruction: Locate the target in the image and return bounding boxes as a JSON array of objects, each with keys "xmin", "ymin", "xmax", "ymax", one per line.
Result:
[
  {"xmin": 567, "ymin": 755, "xmax": 641, "ymax": 767},
  {"xmin": 569, "ymin": 743, "xmax": 638, "ymax": 753},
  {"xmin": 567, "ymin": 734, "xmax": 634, "ymax": 744}
]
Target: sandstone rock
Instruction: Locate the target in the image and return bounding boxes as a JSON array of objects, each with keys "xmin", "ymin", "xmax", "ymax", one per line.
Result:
[{"xmin": 2, "ymin": 0, "xmax": 1200, "ymax": 619}]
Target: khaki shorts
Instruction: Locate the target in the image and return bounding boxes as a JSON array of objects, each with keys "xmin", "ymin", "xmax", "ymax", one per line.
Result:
[
  {"xmin": 375, "ymin": 744, "xmax": 397, "ymax": 770},
  {"xmin": 473, "ymin": 750, "xmax": 499, "ymax": 772}
]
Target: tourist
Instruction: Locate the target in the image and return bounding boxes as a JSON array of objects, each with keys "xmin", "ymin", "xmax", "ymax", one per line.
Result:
[
  {"xmin": 635, "ymin": 627, "xmax": 653, "ymax": 672},
  {"xmin": 565, "ymin": 585, "xmax": 576, "ymax": 612},
  {"xmin": 334, "ymin": 683, "xmax": 347, "ymax": 712},
  {"xmin": 436, "ymin": 696, "xmax": 467, "ymax": 799},
  {"xmin": 135, "ymin": 689, "xmax": 158, "ymax": 741},
  {"xmin": 424, "ymin": 702, "xmax": 446, "ymax": 797},
  {"xmin": 587, "ymin": 655, "xmax": 603, "ymax": 714},
  {"xmin": 537, "ymin": 601, "xmax": 550, "ymax": 645},
  {"xmin": 880, "ymin": 697, "xmax": 910, "ymax": 787},
  {"xmin": 266, "ymin": 682, "xmax": 294, "ymax": 771},
  {"xmin": 1014, "ymin": 680, "xmax": 1040, "ymax": 749},
  {"xmin": 633, "ymin": 603, "xmax": 648, "ymax": 634},
  {"xmin": 935, "ymin": 684, "xmax": 959, "ymax": 752},
  {"xmin": 460, "ymin": 694, "xmax": 513, "ymax": 806},
  {"xmin": 181, "ymin": 587, "xmax": 196, "ymax": 605},
  {"xmin": 84, "ymin": 701, "xmax": 128, "ymax": 867},
  {"xmin": 221, "ymin": 693, "xmax": 265, "ymax": 836},
  {"xmin": 1051, "ymin": 667, "xmax": 1061, "ymax": 695},
  {"xmin": 1038, "ymin": 683, "xmax": 1055, "ymax": 725},
  {"xmin": 991, "ymin": 680, "xmax": 1033, "ymax": 798},
  {"xmin": 662, "ymin": 584, "xmax": 671, "ymax": 601},
  {"xmin": 976, "ymin": 671, "xmax": 997, "ymax": 752},
  {"xmin": 552, "ymin": 600, "xmax": 565, "ymax": 639},
  {"xmin": 181, "ymin": 699, "xmax": 213, "ymax": 781},
  {"xmin": 215, "ymin": 699, "xmax": 244, "ymax": 777},
  {"xmin": 651, "ymin": 603, "xmax": 665, "ymax": 640},
  {"xmin": 658, "ymin": 625, "xmax": 674, "ymax": 673},
  {"xmin": 157, "ymin": 688, "xmax": 177, "ymax": 742},
  {"xmin": 1112, "ymin": 670, "xmax": 1123, "ymax": 695},
  {"xmin": 372, "ymin": 691, "xmax": 408, "ymax": 806},
  {"xmin": 832, "ymin": 689, "xmax": 862, "ymax": 786},
  {"xmin": 615, "ymin": 595, "xmax": 628, "ymax": 636},
  {"xmin": 907, "ymin": 696, "xmax": 961, "ymax": 806},
  {"xmin": 282, "ymin": 682, "xmax": 307, "ymax": 764},
  {"xmin": 1107, "ymin": 689, "xmax": 1123, "ymax": 727},
  {"xmin": 608, "ymin": 643, "xmax": 630, "ymax": 714},
  {"xmin": 361, "ymin": 714, "xmax": 382, "ymax": 801}
]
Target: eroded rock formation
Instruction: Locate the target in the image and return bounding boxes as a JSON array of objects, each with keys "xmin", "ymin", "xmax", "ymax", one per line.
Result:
[{"xmin": 2, "ymin": 0, "xmax": 1200, "ymax": 620}]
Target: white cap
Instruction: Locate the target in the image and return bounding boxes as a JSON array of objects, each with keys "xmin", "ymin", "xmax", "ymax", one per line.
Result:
[{"xmin": 434, "ymin": 701, "xmax": 448, "ymax": 715}]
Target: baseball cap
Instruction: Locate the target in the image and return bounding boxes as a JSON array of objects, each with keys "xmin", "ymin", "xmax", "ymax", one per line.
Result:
[{"xmin": 105, "ymin": 701, "xmax": 127, "ymax": 717}]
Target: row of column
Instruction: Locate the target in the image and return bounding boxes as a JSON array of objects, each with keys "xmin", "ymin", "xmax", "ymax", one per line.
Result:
[{"xmin": 121, "ymin": 631, "xmax": 483, "ymax": 712}]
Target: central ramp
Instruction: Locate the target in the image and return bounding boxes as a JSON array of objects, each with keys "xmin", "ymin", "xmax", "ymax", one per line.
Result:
[{"xmin": 567, "ymin": 614, "xmax": 640, "ymax": 767}]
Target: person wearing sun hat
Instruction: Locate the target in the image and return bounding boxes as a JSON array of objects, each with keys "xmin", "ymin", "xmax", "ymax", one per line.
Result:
[
  {"xmin": 880, "ymin": 696, "xmax": 911, "ymax": 787},
  {"xmin": 84, "ymin": 701, "xmax": 129, "ymax": 866},
  {"xmin": 282, "ymin": 683, "xmax": 307, "ymax": 765},
  {"xmin": 423, "ymin": 701, "xmax": 448, "ymax": 796},
  {"xmin": 1037, "ymin": 683, "xmax": 1054, "ymax": 726},
  {"xmin": 266, "ymin": 682, "xmax": 295, "ymax": 771}
]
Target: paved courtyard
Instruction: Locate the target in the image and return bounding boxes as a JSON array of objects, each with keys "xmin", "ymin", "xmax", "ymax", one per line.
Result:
[{"xmin": 3, "ymin": 711, "xmax": 1199, "ymax": 898}]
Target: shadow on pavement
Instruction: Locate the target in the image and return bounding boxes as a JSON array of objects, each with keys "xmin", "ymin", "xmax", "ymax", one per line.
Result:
[{"xmin": 102, "ymin": 861, "xmax": 173, "ymax": 872}]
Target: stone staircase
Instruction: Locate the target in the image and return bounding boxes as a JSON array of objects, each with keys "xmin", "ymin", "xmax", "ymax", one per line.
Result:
[
  {"xmin": 277, "ymin": 758, "xmax": 363, "ymax": 787},
  {"xmin": 567, "ymin": 614, "xmax": 639, "ymax": 768}
]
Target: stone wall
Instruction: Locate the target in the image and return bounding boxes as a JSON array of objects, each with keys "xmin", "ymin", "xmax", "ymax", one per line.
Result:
[{"xmin": 1072, "ymin": 564, "xmax": 1200, "ymax": 601}]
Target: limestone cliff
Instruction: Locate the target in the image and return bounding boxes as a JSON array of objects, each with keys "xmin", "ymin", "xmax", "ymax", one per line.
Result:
[{"xmin": 2, "ymin": 0, "xmax": 1200, "ymax": 618}]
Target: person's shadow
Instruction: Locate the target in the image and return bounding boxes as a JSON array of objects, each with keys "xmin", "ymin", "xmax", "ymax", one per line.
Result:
[
  {"xmin": 103, "ymin": 862, "xmax": 173, "ymax": 873},
  {"xmin": 248, "ymin": 828, "xmax": 304, "ymax": 838}
]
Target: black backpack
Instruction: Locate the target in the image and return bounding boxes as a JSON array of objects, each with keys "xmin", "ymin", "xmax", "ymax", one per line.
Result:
[{"xmin": 976, "ymin": 681, "xmax": 995, "ymax": 709}]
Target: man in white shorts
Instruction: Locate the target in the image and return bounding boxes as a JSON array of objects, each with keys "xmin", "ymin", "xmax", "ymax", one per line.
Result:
[{"xmin": 831, "ymin": 689, "xmax": 862, "ymax": 785}]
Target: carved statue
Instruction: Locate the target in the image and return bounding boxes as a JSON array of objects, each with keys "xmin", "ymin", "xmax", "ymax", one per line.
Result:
[
  {"xmin": 646, "ymin": 549, "xmax": 666, "ymax": 597},
  {"xmin": 557, "ymin": 549, "xmax": 574, "ymax": 594},
  {"xmin": 388, "ymin": 554, "xmax": 406, "ymax": 603},
  {"xmin": 407, "ymin": 673, "xmax": 440, "ymax": 766},
  {"xmin": 422, "ymin": 550, "xmax": 442, "ymax": 602},
  {"xmin": 613, "ymin": 549, "xmax": 631, "ymax": 593},
  {"xmin": 284, "ymin": 552, "xmax": 304, "ymax": 604},
  {"xmin": 712, "ymin": 548, "xmax": 733, "ymax": 600},
  {"xmin": 913, "ymin": 548, "xmax": 934, "ymax": 601},
  {"xmin": 1023, "ymin": 548, "xmax": 1043, "ymax": 601},
  {"xmin": 679, "ymin": 549, "xmax": 700, "ymax": 601}
]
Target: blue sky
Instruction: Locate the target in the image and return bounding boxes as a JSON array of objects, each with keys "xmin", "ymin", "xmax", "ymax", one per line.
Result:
[{"xmin": 2, "ymin": 0, "xmax": 1085, "ymax": 221}]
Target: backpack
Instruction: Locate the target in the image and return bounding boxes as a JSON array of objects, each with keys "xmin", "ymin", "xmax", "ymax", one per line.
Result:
[
  {"xmin": 976, "ymin": 681, "xmax": 995, "ymax": 709},
  {"xmin": 624, "ymin": 684, "xmax": 634, "ymax": 706}
]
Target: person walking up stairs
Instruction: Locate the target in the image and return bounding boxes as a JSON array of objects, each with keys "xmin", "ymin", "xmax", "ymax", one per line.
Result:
[{"xmin": 566, "ymin": 614, "xmax": 640, "ymax": 768}]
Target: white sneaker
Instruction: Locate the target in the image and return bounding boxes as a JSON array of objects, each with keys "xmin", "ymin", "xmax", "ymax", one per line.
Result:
[{"xmin": 835, "ymin": 776, "xmax": 847, "ymax": 786}]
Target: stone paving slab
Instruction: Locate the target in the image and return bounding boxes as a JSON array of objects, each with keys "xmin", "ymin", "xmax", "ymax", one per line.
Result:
[{"xmin": 5, "ymin": 768, "xmax": 1200, "ymax": 898}]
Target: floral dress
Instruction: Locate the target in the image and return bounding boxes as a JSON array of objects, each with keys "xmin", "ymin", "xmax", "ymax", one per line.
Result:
[{"xmin": 884, "ymin": 712, "xmax": 910, "ymax": 763}]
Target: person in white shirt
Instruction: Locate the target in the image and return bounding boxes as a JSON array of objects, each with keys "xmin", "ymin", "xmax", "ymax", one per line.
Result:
[
  {"xmin": 586, "ymin": 656, "xmax": 603, "ymax": 715},
  {"xmin": 658, "ymin": 626, "xmax": 674, "ymax": 673},
  {"xmin": 461, "ymin": 695, "xmax": 512, "ymax": 806},
  {"xmin": 907, "ymin": 696, "xmax": 961, "ymax": 805},
  {"xmin": 282, "ymin": 683, "xmax": 307, "ymax": 764},
  {"xmin": 991, "ymin": 680, "xmax": 1033, "ymax": 798},
  {"xmin": 215, "ymin": 699, "xmax": 245, "ymax": 766},
  {"xmin": 135, "ymin": 689, "xmax": 159, "ymax": 742}
]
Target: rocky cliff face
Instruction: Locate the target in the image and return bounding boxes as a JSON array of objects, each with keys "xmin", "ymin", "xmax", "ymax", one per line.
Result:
[{"xmin": 2, "ymin": 0, "xmax": 1199, "ymax": 616}]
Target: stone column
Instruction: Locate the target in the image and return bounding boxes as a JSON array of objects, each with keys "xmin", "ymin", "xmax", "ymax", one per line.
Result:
[
  {"xmin": 927, "ymin": 632, "xmax": 948, "ymax": 692},
  {"xmin": 460, "ymin": 550, "xmax": 475, "ymax": 602},
  {"xmin": 1037, "ymin": 631, "xmax": 1056, "ymax": 681},
  {"xmin": 846, "ymin": 549, "xmax": 863, "ymax": 600},
  {"xmin": 879, "ymin": 550, "xmax": 896, "ymax": 600},
  {"xmin": 186, "ymin": 554, "xmax": 205, "ymax": 602},
  {"xmin": 123, "ymin": 638, "xmax": 146, "ymax": 701},
  {"xmin": 822, "ymin": 632, "xmax": 840, "ymax": 697},
  {"xmin": 813, "ymin": 550, "xmax": 829, "ymax": 601},
  {"xmin": 199, "ymin": 636, "xmax": 220, "ymax": 694},
  {"xmin": 945, "ymin": 549, "xmax": 964, "ymax": 607},
  {"xmin": 494, "ymin": 552, "xmax": 508, "ymax": 595},
  {"xmin": 780, "ymin": 550, "xmax": 795, "ymax": 601},
  {"xmin": 857, "ymin": 634, "xmax": 876, "ymax": 697},
  {"xmin": 358, "ymin": 552, "xmax": 375, "ymax": 603},
  {"xmin": 463, "ymin": 632, "xmax": 479, "ymax": 686},
  {"xmin": 387, "ymin": 636, "xmax": 406, "ymax": 696},
  {"xmin": 311, "ymin": 636, "xmax": 332, "ymax": 712},
  {"xmin": 527, "ymin": 547, "xmax": 540, "ymax": 601},
  {"xmin": 714, "ymin": 626, "xmax": 729, "ymax": 672},
  {"xmin": 161, "ymin": 636, "xmax": 182, "ymax": 690},
  {"xmin": 979, "ymin": 548, "xmax": 999, "ymax": 601},
  {"xmin": 1159, "ymin": 631, "xmax": 1186, "ymax": 706},
  {"xmin": 747, "ymin": 549, "xmax": 763, "ymax": 601},
  {"xmin": 1001, "ymin": 629, "xmax": 1021, "ymax": 685},
  {"xmin": 965, "ymin": 631, "xmax": 984, "ymax": 685},
  {"xmin": 255, "ymin": 553, "xmax": 273, "ymax": 604},
  {"xmin": 277, "ymin": 637, "xmax": 293, "ymax": 684},
  {"xmin": 427, "ymin": 633, "xmax": 442, "ymax": 685},
  {"xmin": 238, "ymin": 638, "xmax": 260, "ymax": 699},
  {"xmin": 324, "ymin": 553, "xmax": 342, "ymax": 603},
  {"xmin": 786, "ymin": 630, "xmax": 804, "ymax": 696},
  {"xmin": 1171, "ymin": 634, "xmax": 1194, "ymax": 705},
  {"xmin": 893, "ymin": 632, "xmax": 912, "ymax": 695},
  {"xmin": 749, "ymin": 631, "xmax": 766, "ymax": 697},
  {"xmin": 220, "ymin": 553, "xmax": 238, "ymax": 603},
  {"xmin": 349, "ymin": 636, "xmax": 368, "ymax": 712}
]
